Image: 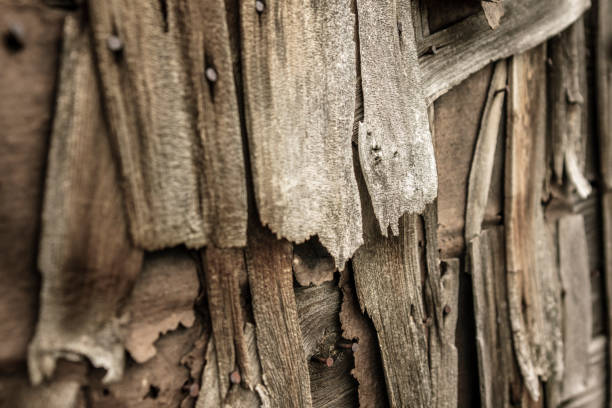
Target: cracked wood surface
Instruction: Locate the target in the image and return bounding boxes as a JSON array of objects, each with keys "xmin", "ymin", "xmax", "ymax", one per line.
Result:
[
  {"xmin": 240, "ymin": 0, "xmax": 361, "ymax": 270},
  {"xmin": 28, "ymin": 14, "xmax": 143, "ymax": 385}
]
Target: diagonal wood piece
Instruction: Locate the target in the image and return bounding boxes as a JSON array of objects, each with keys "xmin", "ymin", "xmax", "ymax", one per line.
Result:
[
  {"xmin": 356, "ymin": 0, "xmax": 437, "ymax": 236},
  {"xmin": 28, "ymin": 14, "xmax": 143, "ymax": 385},
  {"xmin": 240, "ymin": 0, "xmax": 361, "ymax": 270}
]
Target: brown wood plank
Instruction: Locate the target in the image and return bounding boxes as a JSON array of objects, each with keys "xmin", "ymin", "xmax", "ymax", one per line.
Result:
[
  {"xmin": 356, "ymin": 0, "xmax": 437, "ymax": 236},
  {"xmin": 28, "ymin": 14, "xmax": 143, "ymax": 385},
  {"xmin": 239, "ymin": 0, "xmax": 361, "ymax": 269},
  {"xmin": 245, "ymin": 222, "xmax": 312, "ymax": 408}
]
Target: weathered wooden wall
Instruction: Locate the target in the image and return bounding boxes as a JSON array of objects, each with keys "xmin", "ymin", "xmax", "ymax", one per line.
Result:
[{"xmin": 0, "ymin": 0, "xmax": 609, "ymax": 407}]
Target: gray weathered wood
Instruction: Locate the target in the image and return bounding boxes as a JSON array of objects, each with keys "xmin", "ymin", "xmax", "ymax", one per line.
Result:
[
  {"xmin": 481, "ymin": 0, "xmax": 504, "ymax": 29},
  {"xmin": 357, "ymin": 0, "xmax": 437, "ymax": 236},
  {"xmin": 245, "ymin": 222, "xmax": 312, "ymax": 408},
  {"xmin": 88, "ymin": 0, "xmax": 247, "ymax": 250},
  {"xmin": 418, "ymin": 0, "xmax": 590, "ymax": 103},
  {"xmin": 28, "ymin": 15, "xmax": 143, "ymax": 385},
  {"xmin": 465, "ymin": 60, "xmax": 507, "ymax": 241},
  {"xmin": 240, "ymin": 0, "xmax": 361, "ymax": 270},
  {"xmin": 562, "ymin": 336, "xmax": 607, "ymax": 408},
  {"xmin": 559, "ymin": 214, "xmax": 592, "ymax": 400}
]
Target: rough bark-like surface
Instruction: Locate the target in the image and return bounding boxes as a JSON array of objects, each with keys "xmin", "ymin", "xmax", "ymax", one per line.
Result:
[
  {"xmin": 558, "ymin": 214, "xmax": 592, "ymax": 400},
  {"xmin": 123, "ymin": 249, "xmax": 199, "ymax": 364},
  {"xmin": 338, "ymin": 267, "xmax": 388, "ymax": 408},
  {"xmin": 353, "ymin": 210, "xmax": 430, "ymax": 407},
  {"xmin": 549, "ymin": 18, "xmax": 591, "ymax": 198},
  {"xmin": 28, "ymin": 15, "xmax": 143, "ymax": 385},
  {"xmin": 467, "ymin": 227, "xmax": 517, "ymax": 408},
  {"xmin": 240, "ymin": 0, "xmax": 361, "ymax": 270},
  {"xmin": 505, "ymin": 44, "xmax": 563, "ymax": 401},
  {"xmin": 418, "ymin": 0, "xmax": 591, "ymax": 103},
  {"xmin": 245, "ymin": 222, "xmax": 312, "ymax": 408},
  {"xmin": 0, "ymin": 2, "xmax": 64, "ymax": 365},
  {"xmin": 88, "ymin": 0, "xmax": 246, "ymax": 250},
  {"xmin": 423, "ymin": 203, "xmax": 459, "ymax": 408},
  {"xmin": 465, "ymin": 60, "xmax": 507, "ymax": 241},
  {"xmin": 357, "ymin": 0, "xmax": 437, "ymax": 235}
]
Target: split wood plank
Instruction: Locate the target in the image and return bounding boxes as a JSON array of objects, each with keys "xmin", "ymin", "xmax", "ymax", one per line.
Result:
[
  {"xmin": 240, "ymin": 0, "xmax": 361, "ymax": 269},
  {"xmin": 481, "ymin": 0, "xmax": 504, "ymax": 29},
  {"xmin": 558, "ymin": 214, "xmax": 592, "ymax": 401},
  {"xmin": 467, "ymin": 227, "xmax": 517, "ymax": 408},
  {"xmin": 356, "ymin": 0, "xmax": 437, "ymax": 236},
  {"xmin": 88, "ymin": 0, "xmax": 247, "ymax": 250},
  {"xmin": 245, "ymin": 222, "xmax": 312, "ymax": 408},
  {"xmin": 0, "ymin": 3, "xmax": 65, "ymax": 365},
  {"xmin": 423, "ymin": 203, "xmax": 459, "ymax": 408},
  {"xmin": 352, "ymin": 210, "xmax": 430, "ymax": 407},
  {"xmin": 418, "ymin": 0, "xmax": 590, "ymax": 103},
  {"xmin": 505, "ymin": 44, "xmax": 563, "ymax": 401},
  {"xmin": 549, "ymin": 18, "xmax": 592, "ymax": 198},
  {"xmin": 338, "ymin": 267, "xmax": 388, "ymax": 408},
  {"xmin": 465, "ymin": 60, "xmax": 507, "ymax": 241},
  {"xmin": 28, "ymin": 14, "xmax": 143, "ymax": 385}
]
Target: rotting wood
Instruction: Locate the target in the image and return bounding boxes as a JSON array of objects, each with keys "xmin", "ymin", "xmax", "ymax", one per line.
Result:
[
  {"xmin": 123, "ymin": 248, "xmax": 199, "ymax": 364},
  {"xmin": 352, "ymin": 210, "xmax": 430, "ymax": 407},
  {"xmin": 88, "ymin": 0, "xmax": 247, "ymax": 250},
  {"xmin": 418, "ymin": 0, "xmax": 590, "ymax": 103},
  {"xmin": 338, "ymin": 267, "xmax": 388, "ymax": 408},
  {"xmin": 481, "ymin": 0, "xmax": 504, "ymax": 29},
  {"xmin": 465, "ymin": 60, "xmax": 507, "ymax": 242},
  {"xmin": 549, "ymin": 18, "xmax": 591, "ymax": 199},
  {"xmin": 240, "ymin": 0, "xmax": 361, "ymax": 270},
  {"xmin": 0, "ymin": 3, "xmax": 65, "ymax": 366},
  {"xmin": 424, "ymin": 202, "xmax": 459, "ymax": 408},
  {"xmin": 505, "ymin": 44, "xmax": 563, "ymax": 401},
  {"xmin": 356, "ymin": 0, "xmax": 437, "ymax": 236},
  {"xmin": 293, "ymin": 240, "xmax": 336, "ymax": 287},
  {"xmin": 28, "ymin": 14, "xmax": 143, "ymax": 385},
  {"xmin": 245, "ymin": 222, "xmax": 312, "ymax": 408},
  {"xmin": 558, "ymin": 214, "xmax": 592, "ymax": 401},
  {"xmin": 203, "ymin": 246, "xmax": 252, "ymax": 400},
  {"xmin": 467, "ymin": 227, "xmax": 516, "ymax": 408}
]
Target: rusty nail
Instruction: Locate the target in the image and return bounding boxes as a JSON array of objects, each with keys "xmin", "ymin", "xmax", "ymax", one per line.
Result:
[
  {"xmin": 189, "ymin": 382, "xmax": 199, "ymax": 398},
  {"xmin": 205, "ymin": 67, "xmax": 218, "ymax": 83},
  {"xmin": 230, "ymin": 370, "xmax": 241, "ymax": 384},
  {"xmin": 337, "ymin": 340, "xmax": 358, "ymax": 352},
  {"xmin": 314, "ymin": 356, "xmax": 334, "ymax": 367},
  {"xmin": 4, "ymin": 23, "xmax": 25, "ymax": 52},
  {"xmin": 255, "ymin": 0, "xmax": 265, "ymax": 13},
  {"xmin": 351, "ymin": 342, "xmax": 359, "ymax": 353},
  {"xmin": 106, "ymin": 35, "xmax": 123, "ymax": 53},
  {"xmin": 443, "ymin": 305, "xmax": 451, "ymax": 315}
]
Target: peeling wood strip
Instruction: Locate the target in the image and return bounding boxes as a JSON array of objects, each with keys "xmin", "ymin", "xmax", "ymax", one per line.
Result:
[
  {"xmin": 338, "ymin": 267, "xmax": 388, "ymax": 408},
  {"xmin": 28, "ymin": 14, "xmax": 143, "ymax": 385},
  {"xmin": 352, "ymin": 210, "xmax": 430, "ymax": 407},
  {"xmin": 424, "ymin": 203, "xmax": 459, "ymax": 408},
  {"xmin": 245, "ymin": 223, "xmax": 312, "ymax": 408},
  {"xmin": 357, "ymin": 0, "xmax": 437, "ymax": 235},
  {"xmin": 481, "ymin": 0, "xmax": 504, "ymax": 30},
  {"xmin": 558, "ymin": 214, "xmax": 592, "ymax": 401},
  {"xmin": 467, "ymin": 227, "xmax": 515, "ymax": 408},
  {"xmin": 549, "ymin": 18, "xmax": 591, "ymax": 198},
  {"xmin": 465, "ymin": 60, "xmax": 507, "ymax": 241},
  {"xmin": 240, "ymin": 0, "xmax": 361, "ymax": 269},
  {"xmin": 418, "ymin": 0, "xmax": 590, "ymax": 103}
]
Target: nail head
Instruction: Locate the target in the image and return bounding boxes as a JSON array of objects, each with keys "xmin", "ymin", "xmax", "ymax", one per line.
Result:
[
  {"xmin": 205, "ymin": 67, "xmax": 218, "ymax": 83},
  {"xmin": 443, "ymin": 305, "xmax": 451, "ymax": 315},
  {"xmin": 189, "ymin": 383, "xmax": 199, "ymax": 397},
  {"xmin": 255, "ymin": 0, "xmax": 265, "ymax": 13},
  {"xmin": 230, "ymin": 370, "xmax": 241, "ymax": 384},
  {"xmin": 107, "ymin": 35, "xmax": 123, "ymax": 53}
]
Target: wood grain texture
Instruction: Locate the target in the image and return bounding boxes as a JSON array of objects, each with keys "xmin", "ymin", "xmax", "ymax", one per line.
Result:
[
  {"xmin": 558, "ymin": 214, "xmax": 592, "ymax": 401},
  {"xmin": 423, "ymin": 203, "xmax": 459, "ymax": 408},
  {"xmin": 28, "ymin": 15, "xmax": 143, "ymax": 385},
  {"xmin": 467, "ymin": 227, "xmax": 518, "ymax": 408},
  {"xmin": 562, "ymin": 336, "xmax": 607, "ymax": 408},
  {"xmin": 292, "ymin": 240, "xmax": 336, "ymax": 287},
  {"xmin": 0, "ymin": 3, "xmax": 65, "ymax": 365},
  {"xmin": 356, "ymin": 0, "xmax": 437, "ymax": 236},
  {"xmin": 338, "ymin": 267, "xmax": 388, "ymax": 408},
  {"xmin": 481, "ymin": 0, "xmax": 504, "ymax": 29},
  {"xmin": 596, "ymin": 0, "xmax": 612, "ymax": 190},
  {"xmin": 245, "ymin": 222, "xmax": 312, "ymax": 408},
  {"xmin": 352, "ymin": 211, "xmax": 430, "ymax": 407},
  {"xmin": 240, "ymin": 0, "xmax": 361, "ymax": 269},
  {"xmin": 505, "ymin": 45, "xmax": 563, "ymax": 401},
  {"xmin": 549, "ymin": 18, "xmax": 592, "ymax": 198},
  {"xmin": 465, "ymin": 60, "xmax": 507, "ymax": 241},
  {"xmin": 88, "ymin": 0, "xmax": 247, "ymax": 250},
  {"xmin": 418, "ymin": 0, "xmax": 591, "ymax": 103}
]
